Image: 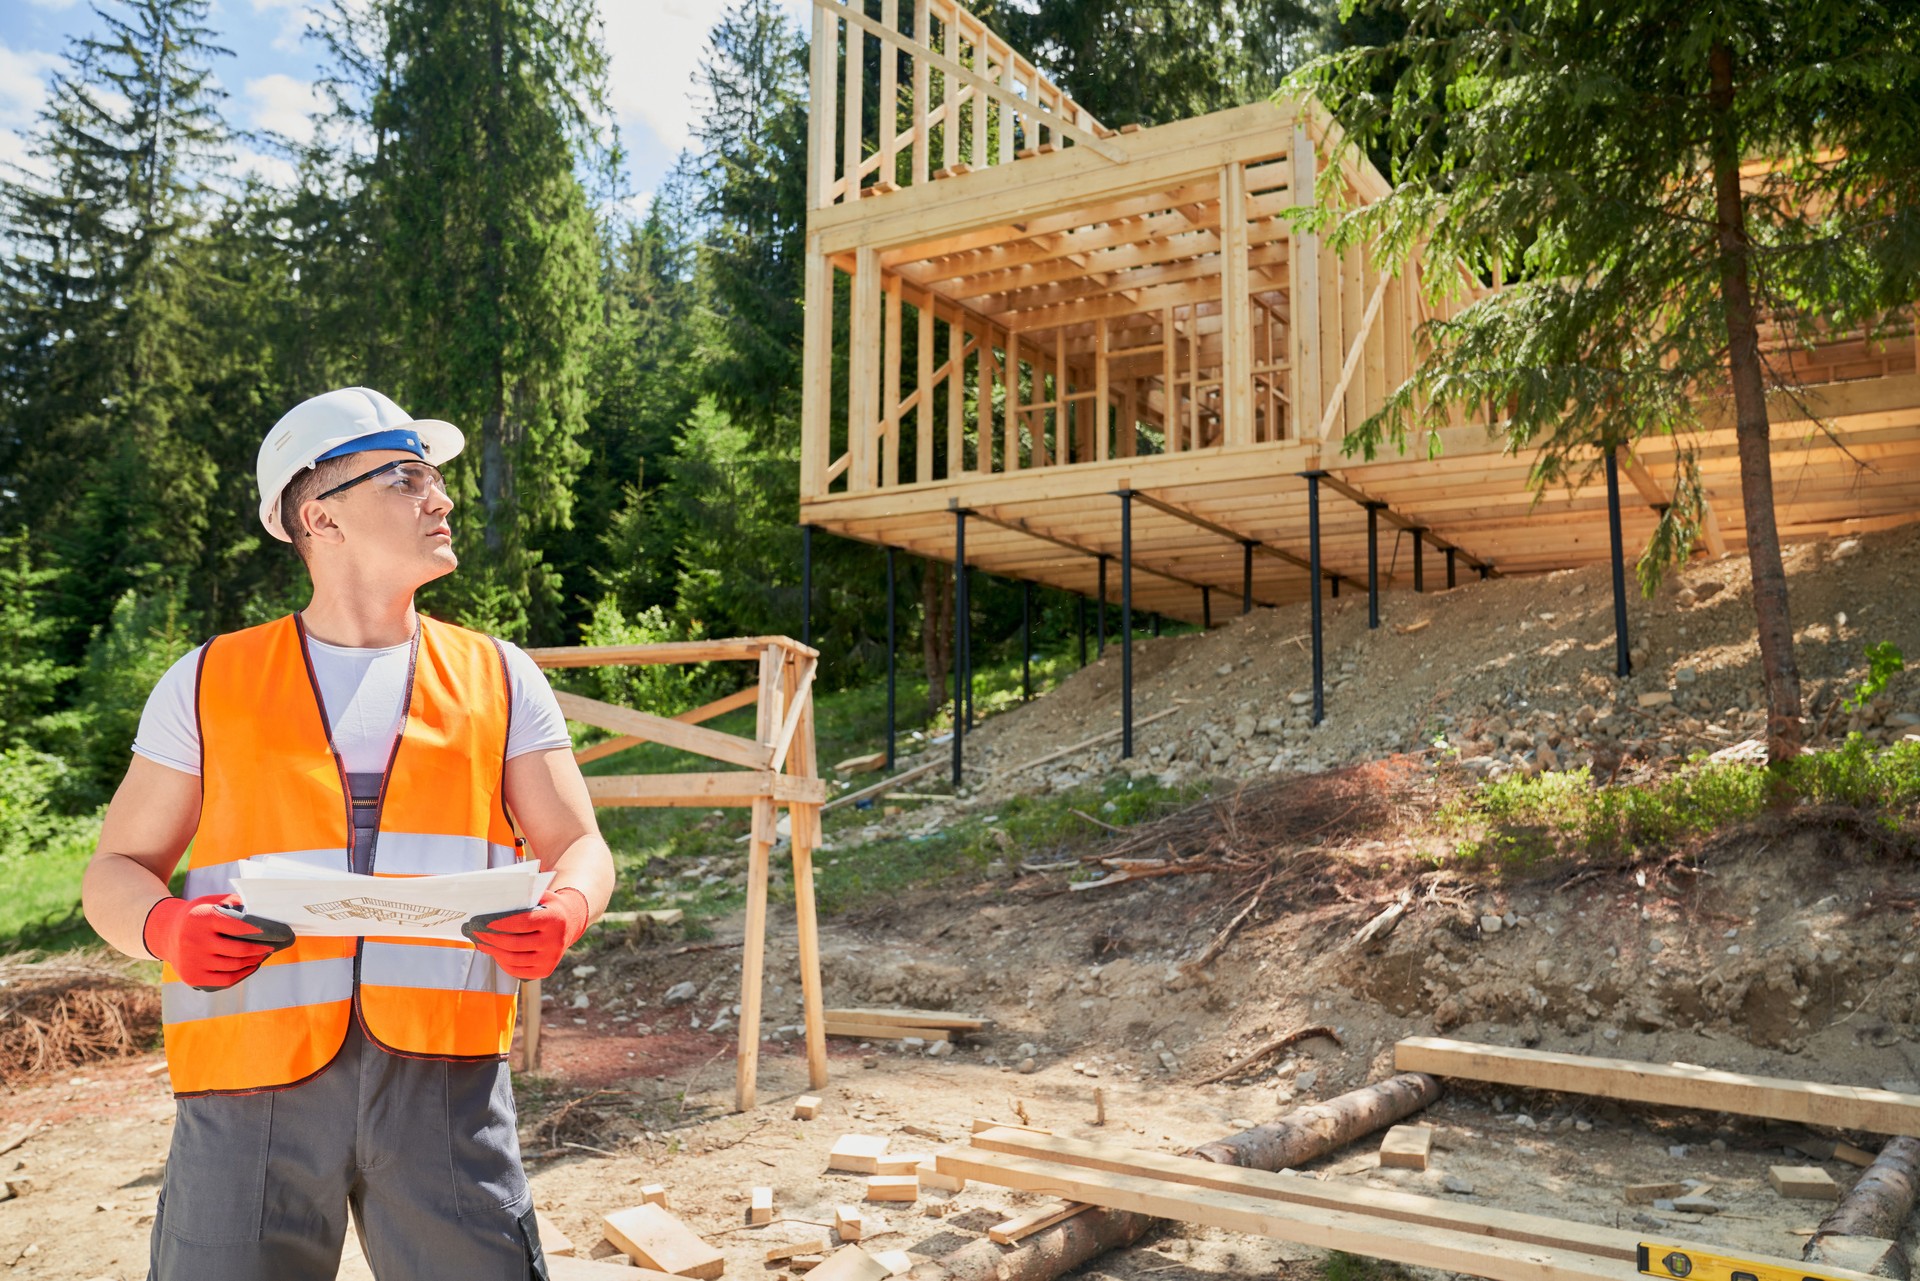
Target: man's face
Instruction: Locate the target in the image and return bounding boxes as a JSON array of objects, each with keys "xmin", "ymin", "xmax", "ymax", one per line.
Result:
[{"xmin": 306, "ymin": 449, "xmax": 458, "ymax": 584}]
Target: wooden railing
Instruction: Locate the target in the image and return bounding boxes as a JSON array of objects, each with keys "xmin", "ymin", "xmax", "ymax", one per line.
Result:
[
  {"xmin": 525, "ymin": 636, "xmax": 826, "ymax": 1113},
  {"xmin": 807, "ymin": 0, "xmax": 1117, "ymax": 210}
]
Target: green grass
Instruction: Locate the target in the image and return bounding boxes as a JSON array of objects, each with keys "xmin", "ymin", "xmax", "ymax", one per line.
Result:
[
  {"xmin": 1318, "ymin": 1253, "xmax": 1416, "ymax": 1281},
  {"xmin": 1441, "ymin": 734, "xmax": 1920, "ymax": 875},
  {"xmin": 0, "ymin": 823, "xmax": 105, "ymax": 952}
]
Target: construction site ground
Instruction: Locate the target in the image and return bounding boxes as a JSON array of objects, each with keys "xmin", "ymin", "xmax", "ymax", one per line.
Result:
[{"xmin": 4, "ymin": 522, "xmax": 1920, "ymax": 1281}]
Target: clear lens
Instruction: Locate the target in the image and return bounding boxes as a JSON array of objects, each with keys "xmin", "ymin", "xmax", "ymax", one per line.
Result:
[{"xmin": 386, "ymin": 462, "xmax": 446, "ymax": 500}]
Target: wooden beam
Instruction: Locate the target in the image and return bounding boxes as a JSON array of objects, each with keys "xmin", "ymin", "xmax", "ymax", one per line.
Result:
[
  {"xmin": 555, "ymin": 691, "xmax": 773, "ymax": 771},
  {"xmin": 574, "ymin": 683, "xmax": 763, "ymax": 765},
  {"xmin": 1395, "ymin": 1038, "xmax": 1920, "ymax": 1137},
  {"xmin": 966, "ymin": 1128, "xmax": 1636, "ymax": 1261},
  {"xmin": 1220, "ymin": 161, "xmax": 1254, "ymax": 446},
  {"xmin": 935, "ymin": 1145, "xmax": 1884, "ymax": 1281},
  {"xmin": 527, "ymin": 639, "xmax": 773, "ymax": 667},
  {"xmin": 584, "ymin": 772, "xmax": 828, "ymax": 808}
]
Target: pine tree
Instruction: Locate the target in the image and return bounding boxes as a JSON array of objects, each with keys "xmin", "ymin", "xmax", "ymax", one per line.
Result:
[
  {"xmin": 1294, "ymin": 0, "xmax": 1920, "ymax": 763},
  {"xmin": 325, "ymin": 0, "xmax": 612, "ymax": 638},
  {"xmin": 0, "ymin": 0, "xmax": 232, "ymax": 660}
]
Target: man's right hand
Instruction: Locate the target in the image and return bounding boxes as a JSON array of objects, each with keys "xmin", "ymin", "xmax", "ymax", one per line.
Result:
[{"xmin": 143, "ymin": 894, "xmax": 283, "ymax": 989}]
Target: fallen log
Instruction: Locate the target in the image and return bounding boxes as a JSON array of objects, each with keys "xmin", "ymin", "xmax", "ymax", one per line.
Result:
[
  {"xmin": 905, "ymin": 1072, "xmax": 1442, "ymax": 1281},
  {"xmin": 1805, "ymin": 1136, "xmax": 1920, "ymax": 1280}
]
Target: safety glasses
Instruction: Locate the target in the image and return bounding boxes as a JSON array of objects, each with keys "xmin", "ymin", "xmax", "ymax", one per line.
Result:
[{"xmin": 316, "ymin": 459, "xmax": 449, "ymax": 502}]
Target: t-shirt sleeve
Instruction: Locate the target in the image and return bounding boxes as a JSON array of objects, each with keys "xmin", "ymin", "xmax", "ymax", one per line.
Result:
[
  {"xmin": 502, "ymin": 641, "xmax": 575, "ymax": 760},
  {"xmin": 131, "ymin": 645, "xmax": 207, "ymax": 777}
]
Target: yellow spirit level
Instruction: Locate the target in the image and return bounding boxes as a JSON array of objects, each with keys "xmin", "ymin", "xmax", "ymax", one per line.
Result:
[{"xmin": 1637, "ymin": 1243, "xmax": 1853, "ymax": 1281}]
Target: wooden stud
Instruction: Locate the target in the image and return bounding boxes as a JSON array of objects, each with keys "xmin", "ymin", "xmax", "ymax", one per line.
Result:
[
  {"xmin": 810, "ymin": 4, "xmax": 838, "ymax": 209},
  {"xmin": 878, "ymin": 0, "xmax": 898, "ymax": 188},
  {"xmin": 1220, "ymin": 160, "xmax": 1254, "ymax": 447},
  {"xmin": 823, "ymin": 1020, "xmax": 950, "ymax": 1042},
  {"xmin": 1006, "ymin": 330, "xmax": 1022, "ymax": 470},
  {"xmin": 752, "ymin": 1186, "xmax": 776, "ymax": 1225},
  {"xmin": 842, "ymin": 3, "xmax": 864, "ymax": 202},
  {"xmin": 1378, "ymin": 1124, "xmax": 1432, "ymax": 1171},
  {"xmin": 916, "ymin": 300, "xmax": 935, "ymax": 483},
  {"xmin": 883, "ymin": 277, "xmax": 902, "ymax": 489},
  {"xmin": 1395, "ymin": 1037, "xmax": 1920, "ymax": 1136},
  {"xmin": 848, "ymin": 247, "xmax": 881, "ymax": 491},
  {"xmin": 828, "ymin": 1134, "xmax": 892, "ymax": 1175},
  {"xmin": 601, "ymin": 1204, "xmax": 725, "ymax": 1281},
  {"xmin": 866, "ymin": 1175, "xmax": 920, "ymax": 1203}
]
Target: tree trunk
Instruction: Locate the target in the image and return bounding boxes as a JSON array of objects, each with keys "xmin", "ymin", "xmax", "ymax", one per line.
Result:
[
  {"xmin": 922, "ymin": 557, "xmax": 953, "ymax": 717},
  {"xmin": 1805, "ymin": 1137, "xmax": 1920, "ymax": 1280},
  {"xmin": 1708, "ymin": 40, "xmax": 1802, "ymax": 762},
  {"xmin": 907, "ymin": 1073, "xmax": 1443, "ymax": 1281}
]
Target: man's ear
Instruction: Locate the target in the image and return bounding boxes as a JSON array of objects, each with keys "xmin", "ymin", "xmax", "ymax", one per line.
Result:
[{"xmin": 300, "ymin": 498, "xmax": 347, "ymax": 547}]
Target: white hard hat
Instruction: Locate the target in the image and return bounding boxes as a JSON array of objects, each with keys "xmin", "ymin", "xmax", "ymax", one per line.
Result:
[{"xmin": 257, "ymin": 387, "xmax": 464, "ymax": 541}]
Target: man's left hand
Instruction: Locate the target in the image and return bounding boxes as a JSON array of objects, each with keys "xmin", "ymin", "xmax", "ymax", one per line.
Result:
[{"xmin": 462, "ymin": 887, "xmax": 590, "ymax": 981}]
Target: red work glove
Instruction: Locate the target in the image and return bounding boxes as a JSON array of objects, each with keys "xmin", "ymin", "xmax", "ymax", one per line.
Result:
[
  {"xmin": 143, "ymin": 894, "xmax": 290, "ymax": 989},
  {"xmin": 462, "ymin": 888, "xmax": 591, "ymax": 981}
]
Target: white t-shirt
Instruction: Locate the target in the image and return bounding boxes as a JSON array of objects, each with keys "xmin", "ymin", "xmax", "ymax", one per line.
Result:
[{"xmin": 133, "ymin": 630, "xmax": 573, "ymax": 777}]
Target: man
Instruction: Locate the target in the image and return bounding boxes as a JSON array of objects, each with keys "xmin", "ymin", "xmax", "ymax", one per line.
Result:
[{"xmin": 82, "ymin": 386, "xmax": 614, "ymax": 1280}]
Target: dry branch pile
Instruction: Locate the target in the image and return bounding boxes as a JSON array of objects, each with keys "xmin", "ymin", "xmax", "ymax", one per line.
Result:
[{"xmin": 0, "ymin": 953, "xmax": 160, "ymax": 1085}]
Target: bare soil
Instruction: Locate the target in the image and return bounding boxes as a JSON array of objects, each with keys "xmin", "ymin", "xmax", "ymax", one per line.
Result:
[{"xmin": 6, "ymin": 526, "xmax": 1920, "ymax": 1280}]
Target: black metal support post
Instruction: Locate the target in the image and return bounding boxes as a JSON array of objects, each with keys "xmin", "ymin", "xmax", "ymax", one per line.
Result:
[
  {"xmin": 1412, "ymin": 529, "xmax": 1425, "ymax": 593},
  {"xmin": 1202, "ymin": 587, "xmax": 1212, "ymax": 630},
  {"xmin": 1305, "ymin": 472, "xmax": 1325, "ymax": 726},
  {"xmin": 1097, "ymin": 555, "xmax": 1109, "ymax": 656},
  {"xmin": 800, "ymin": 524, "xmax": 813, "ymax": 649},
  {"xmin": 1330, "ymin": 575, "xmax": 1340, "ymax": 600},
  {"xmin": 1479, "ymin": 564, "xmax": 1490, "ymax": 581},
  {"xmin": 1446, "ymin": 546, "xmax": 1457, "ymax": 590},
  {"xmin": 962, "ymin": 566, "xmax": 973, "ymax": 729},
  {"xmin": 951, "ymin": 511, "xmax": 965, "ymax": 785},
  {"xmin": 1021, "ymin": 580, "xmax": 1032, "ymax": 702},
  {"xmin": 885, "ymin": 546, "xmax": 897, "ymax": 772},
  {"xmin": 1151, "ymin": 613, "xmax": 1161, "ymax": 638},
  {"xmin": 1077, "ymin": 596, "xmax": 1087, "ymax": 667},
  {"xmin": 1119, "ymin": 491, "xmax": 1134, "ymax": 757},
  {"xmin": 1606, "ymin": 449, "xmax": 1633, "ymax": 678},
  {"xmin": 1242, "ymin": 541, "xmax": 1255, "ymax": 615},
  {"xmin": 1366, "ymin": 503, "xmax": 1383, "ymax": 630}
]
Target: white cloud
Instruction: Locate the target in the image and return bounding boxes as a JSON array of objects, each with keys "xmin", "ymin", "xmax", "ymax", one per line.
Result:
[
  {"xmin": 245, "ymin": 72, "xmax": 324, "ymax": 144},
  {"xmin": 234, "ymin": 146, "xmax": 299, "ymax": 188},
  {"xmin": 596, "ymin": 0, "xmax": 808, "ymax": 154},
  {"xmin": 25, "ymin": 0, "xmax": 81, "ymax": 10},
  {"xmin": 0, "ymin": 42, "xmax": 64, "ymax": 181}
]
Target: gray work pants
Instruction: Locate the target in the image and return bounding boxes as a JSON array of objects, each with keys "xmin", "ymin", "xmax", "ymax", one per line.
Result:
[{"xmin": 149, "ymin": 1020, "xmax": 548, "ymax": 1281}]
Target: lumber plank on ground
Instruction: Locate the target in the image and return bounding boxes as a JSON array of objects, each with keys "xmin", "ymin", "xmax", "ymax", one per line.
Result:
[
  {"xmin": 867, "ymin": 1174, "xmax": 920, "ymax": 1202},
  {"xmin": 1395, "ymin": 1037, "xmax": 1920, "ymax": 1137},
  {"xmin": 809, "ymin": 1246, "xmax": 892, "ymax": 1281},
  {"xmin": 601, "ymin": 1203, "xmax": 726, "ymax": 1280},
  {"xmin": 989, "ymin": 1201, "xmax": 1092, "ymax": 1245},
  {"xmin": 997, "ymin": 707, "xmax": 1179, "ymax": 778},
  {"xmin": 828, "ymin": 1134, "xmax": 891, "ymax": 1174},
  {"xmin": 1771, "ymin": 1165, "xmax": 1841, "ymax": 1201},
  {"xmin": 536, "ymin": 1209, "xmax": 577, "ymax": 1256},
  {"xmin": 823, "ymin": 1020, "xmax": 950, "ymax": 1043},
  {"xmin": 937, "ymin": 1146, "xmax": 1886, "ymax": 1281},
  {"xmin": 822, "ymin": 759, "xmax": 946, "ymax": 814},
  {"xmin": 834, "ymin": 1205, "xmax": 865, "ymax": 1241},
  {"xmin": 550, "ymin": 1260, "xmax": 684, "ymax": 1280},
  {"xmin": 966, "ymin": 1126, "xmax": 1637, "ymax": 1261},
  {"xmin": 770, "ymin": 1239, "xmax": 832, "ymax": 1263},
  {"xmin": 823, "ymin": 1007, "xmax": 990, "ymax": 1031}
]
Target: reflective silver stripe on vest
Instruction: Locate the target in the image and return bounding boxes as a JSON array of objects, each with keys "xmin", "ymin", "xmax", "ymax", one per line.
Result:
[
  {"xmin": 360, "ymin": 942, "xmax": 518, "ymax": 996},
  {"xmin": 182, "ymin": 848, "xmax": 351, "ymax": 901},
  {"xmin": 161, "ymin": 956, "xmax": 356, "ymax": 1024},
  {"xmin": 370, "ymin": 832, "xmax": 519, "ymax": 876}
]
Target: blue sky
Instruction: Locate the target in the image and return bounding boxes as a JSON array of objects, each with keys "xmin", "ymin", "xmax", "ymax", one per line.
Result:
[{"xmin": 0, "ymin": 0, "xmax": 808, "ymax": 216}]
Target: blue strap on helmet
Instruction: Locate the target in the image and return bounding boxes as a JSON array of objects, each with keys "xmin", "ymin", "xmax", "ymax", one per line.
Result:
[{"xmin": 315, "ymin": 428, "xmax": 427, "ymax": 462}]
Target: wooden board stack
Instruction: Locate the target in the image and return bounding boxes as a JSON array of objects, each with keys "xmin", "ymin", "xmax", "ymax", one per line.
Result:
[{"xmin": 820, "ymin": 1008, "xmax": 990, "ymax": 1044}]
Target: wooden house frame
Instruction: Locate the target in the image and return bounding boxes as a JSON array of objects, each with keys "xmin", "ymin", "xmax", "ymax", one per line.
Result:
[{"xmin": 797, "ymin": 0, "xmax": 1920, "ymax": 666}]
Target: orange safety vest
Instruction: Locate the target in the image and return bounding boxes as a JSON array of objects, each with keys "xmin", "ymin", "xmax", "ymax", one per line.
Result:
[{"xmin": 162, "ymin": 613, "xmax": 523, "ymax": 1096}]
